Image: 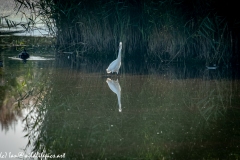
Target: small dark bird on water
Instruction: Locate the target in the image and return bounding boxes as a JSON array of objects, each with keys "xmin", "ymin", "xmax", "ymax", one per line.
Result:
[{"xmin": 19, "ymin": 49, "xmax": 30, "ymax": 60}]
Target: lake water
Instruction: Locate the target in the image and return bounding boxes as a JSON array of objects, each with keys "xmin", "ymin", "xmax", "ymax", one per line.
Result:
[{"xmin": 0, "ymin": 47, "xmax": 240, "ymax": 159}]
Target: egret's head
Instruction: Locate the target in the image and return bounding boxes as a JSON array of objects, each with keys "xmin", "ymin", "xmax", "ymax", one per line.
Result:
[{"xmin": 119, "ymin": 42, "xmax": 122, "ymax": 49}]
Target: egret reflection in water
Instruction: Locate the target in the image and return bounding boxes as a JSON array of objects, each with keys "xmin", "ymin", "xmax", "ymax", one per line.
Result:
[{"xmin": 106, "ymin": 78, "xmax": 122, "ymax": 112}]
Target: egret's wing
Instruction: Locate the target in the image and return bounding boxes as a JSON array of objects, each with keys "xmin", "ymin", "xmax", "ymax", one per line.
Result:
[{"xmin": 106, "ymin": 59, "xmax": 117, "ymax": 72}]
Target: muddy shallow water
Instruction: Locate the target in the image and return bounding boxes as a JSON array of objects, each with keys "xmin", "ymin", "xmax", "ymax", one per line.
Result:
[{"xmin": 1, "ymin": 47, "xmax": 240, "ymax": 159}]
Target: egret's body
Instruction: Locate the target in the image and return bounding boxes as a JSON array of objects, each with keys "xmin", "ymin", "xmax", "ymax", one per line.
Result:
[{"xmin": 106, "ymin": 42, "xmax": 122, "ymax": 74}]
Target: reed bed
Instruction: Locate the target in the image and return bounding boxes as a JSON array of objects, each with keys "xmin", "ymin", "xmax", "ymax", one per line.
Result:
[{"xmin": 11, "ymin": 0, "xmax": 235, "ymax": 65}]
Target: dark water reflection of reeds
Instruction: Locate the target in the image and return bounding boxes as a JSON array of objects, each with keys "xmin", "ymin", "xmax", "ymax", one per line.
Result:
[
  {"xmin": 21, "ymin": 58, "xmax": 240, "ymax": 159},
  {"xmin": 1, "ymin": 53, "xmax": 240, "ymax": 159}
]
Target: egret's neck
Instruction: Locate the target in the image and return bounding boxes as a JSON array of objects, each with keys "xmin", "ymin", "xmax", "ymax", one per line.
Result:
[{"xmin": 117, "ymin": 46, "xmax": 122, "ymax": 59}]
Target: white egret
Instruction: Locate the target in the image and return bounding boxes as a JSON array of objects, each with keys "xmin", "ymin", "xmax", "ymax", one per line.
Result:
[
  {"xmin": 106, "ymin": 42, "xmax": 122, "ymax": 74},
  {"xmin": 106, "ymin": 78, "xmax": 122, "ymax": 112}
]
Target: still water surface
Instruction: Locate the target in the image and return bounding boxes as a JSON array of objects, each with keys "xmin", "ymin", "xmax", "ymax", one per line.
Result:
[{"xmin": 0, "ymin": 48, "xmax": 240, "ymax": 159}]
